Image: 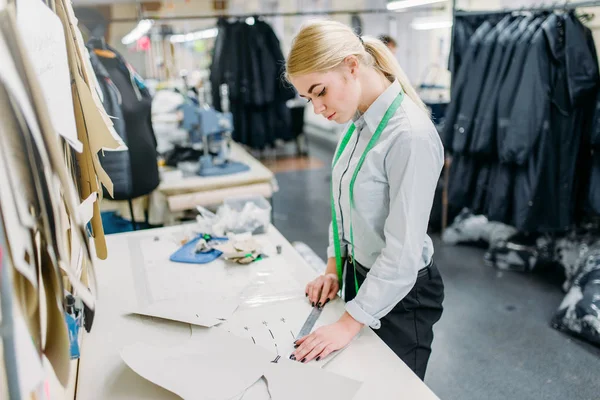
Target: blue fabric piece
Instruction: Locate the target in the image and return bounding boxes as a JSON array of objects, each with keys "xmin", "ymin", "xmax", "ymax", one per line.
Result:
[
  {"xmin": 197, "ymin": 160, "xmax": 250, "ymax": 177},
  {"xmin": 169, "ymin": 234, "xmax": 228, "ymax": 264}
]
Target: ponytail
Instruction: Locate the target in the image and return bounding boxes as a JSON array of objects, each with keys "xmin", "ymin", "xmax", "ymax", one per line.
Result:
[
  {"xmin": 362, "ymin": 37, "xmax": 428, "ymax": 113},
  {"xmin": 286, "ymin": 20, "xmax": 428, "ymax": 114}
]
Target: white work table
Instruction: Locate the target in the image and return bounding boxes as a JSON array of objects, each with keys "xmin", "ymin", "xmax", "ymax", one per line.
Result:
[
  {"xmin": 76, "ymin": 224, "xmax": 440, "ymax": 400},
  {"xmin": 102, "ymin": 142, "xmax": 276, "ymax": 225},
  {"xmin": 158, "ymin": 142, "xmax": 276, "ymax": 213}
]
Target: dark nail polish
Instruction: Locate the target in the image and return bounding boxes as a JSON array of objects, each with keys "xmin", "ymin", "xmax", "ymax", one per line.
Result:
[
  {"xmin": 324, "ymin": 298, "xmax": 330, "ymax": 305},
  {"xmin": 312, "ymin": 302, "xmax": 315, "ymax": 307},
  {"xmin": 294, "ymin": 344, "xmax": 299, "ymax": 348},
  {"xmin": 301, "ymin": 358, "xmax": 306, "ymax": 363},
  {"xmin": 317, "ymin": 302, "xmax": 322, "ymax": 308},
  {"xmin": 316, "ymin": 356, "xmax": 321, "ymax": 361},
  {"xmin": 305, "ymin": 293, "xmax": 308, "ymax": 297},
  {"xmin": 289, "ymin": 355, "xmax": 296, "ymax": 360}
]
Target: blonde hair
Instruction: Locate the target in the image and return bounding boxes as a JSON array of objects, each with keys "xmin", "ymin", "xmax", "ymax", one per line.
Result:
[{"xmin": 285, "ymin": 20, "xmax": 427, "ymax": 112}]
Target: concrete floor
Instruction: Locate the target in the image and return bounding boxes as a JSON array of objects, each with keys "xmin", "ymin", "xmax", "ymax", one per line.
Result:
[{"xmin": 271, "ymin": 140, "xmax": 600, "ymax": 400}]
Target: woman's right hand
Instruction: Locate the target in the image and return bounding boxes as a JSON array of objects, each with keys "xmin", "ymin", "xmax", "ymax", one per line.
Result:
[{"xmin": 306, "ymin": 272, "xmax": 339, "ymax": 308}]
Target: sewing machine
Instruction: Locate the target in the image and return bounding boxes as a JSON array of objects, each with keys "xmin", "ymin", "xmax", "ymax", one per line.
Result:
[{"xmin": 179, "ymin": 84, "xmax": 250, "ymax": 177}]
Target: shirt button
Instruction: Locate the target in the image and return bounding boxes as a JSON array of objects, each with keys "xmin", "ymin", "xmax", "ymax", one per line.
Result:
[
  {"xmin": 459, "ymin": 127, "xmax": 465, "ymax": 133},
  {"xmin": 528, "ymin": 201, "xmax": 533, "ymax": 206}
]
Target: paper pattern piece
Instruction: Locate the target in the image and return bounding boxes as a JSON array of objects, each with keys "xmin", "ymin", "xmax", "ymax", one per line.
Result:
[
  {"xmin": 0, "ymin": 6, "xmax": 104, "ymax": 388},
  {"xmin": 132, "ymin": 293, "xmax": 239, "ymax": 327},
  {"xmin": 217, "ymin": 298, "xmax": 350, "ymax": 367},
  {"xmin": 41, "ymin": 246, "xmax": 72, "ymax": 386},
  {"xmin": 264, "ymin": 358, "xmax": 362, "ymax": 400},
  {"xmin": 0, "ymin": 9, "xmax": 97, "ymax": 311},
  {"xmin": 16, "ymin": 0, "xmax": 81, "ymax": 152},
  {"xmin": 126, "ymin": 235, "xmax": 245, "ymax": 326},
  {"xmin": 77, "ymin": 192, "xmax": 97, "ymax": 225},
  {"xmin": 55, "ymin": 0, "xmax": 127, "ymax": 259},
  {"xmin": 0, "ymin": 114, "xmax": 37, "ymax": 288},
  {"xmin": 13, "ymin": 306, "xmax": 45, "ymax": 398},
  {"xmin": 121, "ymin": 332, "xmax": 273, "ymax": 400},
  {"xmin": 122, "ymin": 329, "xmax": 362, "ymax": 400}
]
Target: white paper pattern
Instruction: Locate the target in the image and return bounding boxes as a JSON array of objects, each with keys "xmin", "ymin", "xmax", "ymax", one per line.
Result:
[
  {"xmin": 216, "ymin": 299, "xmax": 350, "ymax": 368},
  {"xmin": 16, "ymin": 0, "xmax": 82, "ymax": 152}
]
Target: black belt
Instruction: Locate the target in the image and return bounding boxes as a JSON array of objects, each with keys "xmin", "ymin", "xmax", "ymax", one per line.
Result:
[{"xmin": 348, "ymin": 253, "xmax": 432, "ymax": 279}]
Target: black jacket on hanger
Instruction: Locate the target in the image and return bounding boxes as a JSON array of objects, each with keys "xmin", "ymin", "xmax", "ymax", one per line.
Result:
[
  {"xmin": 442, "ymin": 21, "xmax": 493, "ymax": 151},
  {"xmin": 446, "ymin": 12, "xmax": 600, "ymax": 233},
  {"xmin": 451, "ymin": 15, "xmax": 513, "ymax": 155},
  {"xmin": 510, "ymin": 14, "xmax": 598, "ymax": 232},
  {"xmin": 468, "ymin": 15, "xmax": 530, "ymax": 156},
  {"xmin": 210, "ymin": 18, "xmax": 295, "ymax": 150}
]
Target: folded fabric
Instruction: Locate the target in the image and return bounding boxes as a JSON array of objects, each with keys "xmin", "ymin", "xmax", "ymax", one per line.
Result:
[{"xmin": 169, "ymin": 234, "xmax": 228, "ymax": 264}]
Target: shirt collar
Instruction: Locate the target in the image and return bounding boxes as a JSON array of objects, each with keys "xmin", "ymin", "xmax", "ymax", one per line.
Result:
[{"xmin": 354, "ymin": 79, "xmax": 402, "ymax": 133}]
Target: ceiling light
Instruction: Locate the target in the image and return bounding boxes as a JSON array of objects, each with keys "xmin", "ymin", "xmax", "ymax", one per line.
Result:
[
  {"xmin": 387, "ymin": 0, "xmax": 448, "ymax": 12},
  {"xmin": 122, "ymin": 19, "xmax": 154, "ymax": 45},
  {"xmin": 411, "ymin": 17, "xmax": 453, "ymax": 30},
  {"xmin": 170, "ymin": 28, "xmax": 219, "ymax": 43}
]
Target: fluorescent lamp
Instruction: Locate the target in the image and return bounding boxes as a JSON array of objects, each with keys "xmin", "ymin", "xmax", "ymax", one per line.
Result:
[
  {"xmin": 170, "ymin": 28, "xmax": 219, "ymax": 43},
  {"xmin": 122, "ymin": 19, "xmax": 154, "ymax": 45},
  {"xmin": 387, "ymin": 0, "xmax": 448, "ymax": 11},
  {"xmin": 411, "ymin": 17, "xmax": 452, "ymax": 30}
]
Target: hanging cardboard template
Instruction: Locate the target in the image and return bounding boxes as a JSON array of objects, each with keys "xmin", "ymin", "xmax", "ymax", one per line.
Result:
[
  {"xmin": 0, "ymin": 6, "xmax": 98, "ymax": 307},
  {"xmin": 15, "ymin": 0, "xmax": 82, "ymax": 152}
]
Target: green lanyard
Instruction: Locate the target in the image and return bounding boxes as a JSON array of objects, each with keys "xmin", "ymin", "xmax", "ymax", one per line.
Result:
[{"xmin": 330, "ymin": 91, "xmax": 404, "ymax": 294}]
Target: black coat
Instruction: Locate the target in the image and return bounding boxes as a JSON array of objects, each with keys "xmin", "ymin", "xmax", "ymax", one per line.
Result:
[
  {"xmin": 447, "ymin": 13, "xmax": 600, "ymax": 233},
  {"xmin": 442, "ymin": 21, "xmax": 493, "ymax": 151},
  {"xmin": 468, "ymin": 15, "xmax": 531, "ymax": 156},
  {"xmin": 509, "ymin": 14, "xmax": 598, "ymax": 232},
  {"xmin": 210, "ymin": 18, "xmax": 296, "ymax": 149},
  {"xmin": 451, "ymin": 15, "xmax": 513, "ymax": 155}
]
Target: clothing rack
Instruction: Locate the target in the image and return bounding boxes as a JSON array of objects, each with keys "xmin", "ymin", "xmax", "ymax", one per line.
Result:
[
  {"xmin": 440, "ymin": 0, "xmax": 600, "ymax": 232},
  {"xmin": 453, "ymin": 0, "xmax": 600, "ymax": 17},
  {"xmin": 108, "ymin": 6, "xmax": 443, "ymax": 23}
]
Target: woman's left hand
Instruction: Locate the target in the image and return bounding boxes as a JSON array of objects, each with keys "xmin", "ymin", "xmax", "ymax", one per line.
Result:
[{"xmin": 291, "ymin": 312, "xmax": 363, "ymax": 363}]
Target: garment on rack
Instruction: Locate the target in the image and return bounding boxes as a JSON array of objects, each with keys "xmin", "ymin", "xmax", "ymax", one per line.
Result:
[
  {"xmin": 468, "ymin": 15, "xmax": 532, "ymax": 156},
  {"xmin": 448, "ymin": 13, "xmax": 510, "ymax": 82},
  {"xmin": 442, "ymin": 21, "xmax": 492, "ymax": 150},
  {"xmin": 88, "ymin": 40, "xmax": 160, "ymax": 201},
  {"xmin": 451, "ymin": 15, "xmax": 513, "ymax": 154},
  {"xmin": 210, "ymin": 18, "xmax": 296, "ymax": 150},
  {"xmin": 446, "ymin": 10, "xmax": 600, "ymax": 234}
]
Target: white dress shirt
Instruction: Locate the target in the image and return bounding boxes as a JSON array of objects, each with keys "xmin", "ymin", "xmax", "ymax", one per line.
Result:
[{"xmin": 327, "ymin": 80, "xmax": 444, "ymax": 329}]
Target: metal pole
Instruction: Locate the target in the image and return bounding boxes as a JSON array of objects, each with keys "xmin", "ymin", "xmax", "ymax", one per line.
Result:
[
  {"xmin": 106, "ymin": 7, "xmax": 447, "ymax": 23},
  {"xmin": 454, "ymin": 0, "xmax": 600, "ymax": 16}
]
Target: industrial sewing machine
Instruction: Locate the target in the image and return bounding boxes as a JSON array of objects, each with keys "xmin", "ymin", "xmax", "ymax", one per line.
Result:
[{"xmin": 179, "ymin": 84, "xmax": 250, "ymax": 177}]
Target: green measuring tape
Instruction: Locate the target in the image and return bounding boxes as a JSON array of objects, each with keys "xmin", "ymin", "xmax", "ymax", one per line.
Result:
[{"xmin": 330, "ymin": 90, "xmax": 404, "ymax": 294}]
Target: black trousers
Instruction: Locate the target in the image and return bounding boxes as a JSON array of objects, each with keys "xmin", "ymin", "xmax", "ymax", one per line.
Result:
[{"xmin": 344, "ymin": 258, "xmax": 444, "ymax": 380}]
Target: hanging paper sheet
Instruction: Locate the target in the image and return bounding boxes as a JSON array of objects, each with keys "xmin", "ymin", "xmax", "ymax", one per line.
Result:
[{"xmin": 15, "ymin": 0, "xmax": 82, "ymax": 152}]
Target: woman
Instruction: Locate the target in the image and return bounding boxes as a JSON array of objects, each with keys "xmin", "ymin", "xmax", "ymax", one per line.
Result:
[{"xmin": 287, "ymin": 20, "xmax": 445, "ymax": 381}]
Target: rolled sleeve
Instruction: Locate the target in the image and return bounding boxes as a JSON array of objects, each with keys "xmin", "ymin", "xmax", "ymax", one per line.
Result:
[{"xmin": 348, "ymin": 133, "xmax": 443, "ymax": 328}]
